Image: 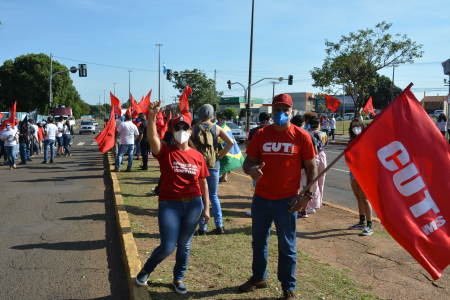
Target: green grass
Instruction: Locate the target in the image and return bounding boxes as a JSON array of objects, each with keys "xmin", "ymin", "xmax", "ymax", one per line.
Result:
[{"xmin": 117, "ymin": 158, "xmax": 382, "ymax": 300}]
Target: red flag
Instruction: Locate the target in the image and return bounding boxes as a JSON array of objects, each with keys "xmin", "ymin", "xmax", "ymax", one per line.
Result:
[
  {"xmin": 94, "ymin": 110, "xmax": 116, "ymax": 153},
  {"xmin": 1, "ymin": 102, "xmax": 16, "ymax": 130},
  {"xmin": 110, "ymin": 92, "xmax": 122, "ymax": 118},
  {"xmin": 156, "ymin": 110, "xmax": 164, "ymax": 128},
  {"xmin": 0, "ymin": 112, "xmax": 4, "ymax": 120},
  {"xmin": 179, "ymin": 85, "xmax": 192, "ymax": 117},
  {"xmin": 130, "ymin": 94, "xmax": 142, "ymax": 118},
  {"xmin": 325, "ymin": 94, "xmax": 341, "ymax": 113},
  {"xmin": 125, "ymin": 107, "xmax": 132, "ymax": 116},
  {"xmin": 345, "ymin": 83, "xmax": 450, "ymax": 280},
  {"xmin": 139, "ymin": 90, "xmax": 152, "ymax": 114},
  {"xmin": 363, "ymin": 96, "xmax": 375, "ymax": 116}
]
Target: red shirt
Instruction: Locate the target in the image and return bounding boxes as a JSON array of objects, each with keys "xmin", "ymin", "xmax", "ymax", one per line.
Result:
[
  {"xmin": 38, "ymin": 127, "xmax": 43, "ymax": 140},
  {"xmin": 155, "ymin": 143, "xmax": 210, "ymax": 201},
  {"xmin": 246, "ymin": 124, "xmax": 315, "ymax": 200}
]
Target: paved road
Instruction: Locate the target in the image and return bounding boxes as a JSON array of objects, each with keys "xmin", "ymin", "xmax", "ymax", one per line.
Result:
[
  {"xmin": 0, "ymin": 133, "xmax": 128, "ymax": 299},
  {"xmin": 236, "ymin": 142, "xmax": 378, "ymax": 217}
]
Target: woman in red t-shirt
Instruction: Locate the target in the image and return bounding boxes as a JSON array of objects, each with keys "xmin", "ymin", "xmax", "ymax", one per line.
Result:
[
  {"xmin": 37, "ymin": 123, "xmax": 44, "ymax": 153},
  {"xmin": 135, "ymin": 101, "xmax": 210, "ymax": 295}
]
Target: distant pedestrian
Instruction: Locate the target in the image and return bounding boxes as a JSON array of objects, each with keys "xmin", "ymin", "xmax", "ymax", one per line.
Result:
[
  {"xmin": 191, "ymin": 104, "xmax": 234, "ymax": 236},
  {"xmin": 435, "ymin": 114, "xmax": 447, "ymax": 136},
  {"xmin": 135, "ymin": 101, "xmax": 210, "ymax": 296},
  {"xmin": 56, "ymin": 116, "xmax": 65, "ymax": 156},
  {"xmin": 322, "ymin": 115, "xmax": 329, "ymax": 143},
  {"xmin": 42, "ymin": 118, "xmax": 58, "ymax": 164},
  {"xmin": 18, "ymin": 121, "xmax": 30, "ymax": 165},
  {"xmin": 113, "ymin": 114, "xmax": 139, "ymax": 172},
  {"xmin": 37, "ymin": 123, "xmax": 44, "ymax": 154},
  {"xmin": 138, "ymin": 113, "xmax": 151, "ymax": 170},
  {"xmin": 63, "ymin": 120, "xmax": 74, "ymax": 157},
  {"xmin": 1, "ymin": 122, "xmax": 18, "ymax": 170},
  {"xmin": 329, "ymin": 113, "xmax": 336, "ymax": 142},
  {"xmin": 29, "ymin": 120, "xmax": 39, "ymax": 155},
  {"xmin": 346, "ymin": 118, "xmax": 374, "ymax": 236},
  {"xmin": 133, "ymin": 117, "xmax": 142, "ymax": 161}
]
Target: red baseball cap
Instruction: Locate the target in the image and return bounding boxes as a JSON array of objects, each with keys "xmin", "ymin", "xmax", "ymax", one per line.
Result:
[
  {"xmin": 272, "ymin": 93, "xmax": 293, "ymax": 107},
  {"xmin": 173, "ymin": 115, "xmax": 192, "ymax": 127}
]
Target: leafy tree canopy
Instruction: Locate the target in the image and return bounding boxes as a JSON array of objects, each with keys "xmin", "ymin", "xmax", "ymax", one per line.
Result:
[
  {"xmin": 368, "ymin": 73, "xmax": 402, "ymax": 109},
  {"xmin": 0, "ymin": 53, "xmax": 89, "ymax": 118},
  {"xmin": 172, "ymin": 69, "xmax": 222, "ymax": 113},
  {"xmin": 310, "ymin": 22, "xmax": 423, "ymax": 112},
  {"xmin": 239, "ymin": 108, "xmax": 246, "ymax": 118},
  {"xmin": 222, "ymin": 107, "xmax": 238, "ymax": 120}
]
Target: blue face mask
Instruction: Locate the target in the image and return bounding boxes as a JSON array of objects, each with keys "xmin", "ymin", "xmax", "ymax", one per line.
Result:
[
  {"xmin": 136, "ymin": 118, "xmax": 141, "ymax": 123},
  {"xmin": 6, "ymin": 126, "xmax": 11, "ymax": 130},
  {"xmin": 306, "ymin": 124, "xmax": 311, "ymax": 130},
  {"xmin": 273, "ymin": 110, "xmax": 290, "ymax": 126}
]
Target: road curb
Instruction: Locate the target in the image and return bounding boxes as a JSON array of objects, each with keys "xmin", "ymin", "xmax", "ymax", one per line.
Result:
[
  {"xmin": 231, "ymin": 171, "xmax": 381, "ymax": 223},
  {"xmin": 107, "ymin": 153, "xmax": 150, "ymax": 300}
]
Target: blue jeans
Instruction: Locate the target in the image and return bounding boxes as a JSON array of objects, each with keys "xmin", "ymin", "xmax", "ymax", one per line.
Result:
[
  {"xmin": 14, "ymin": 144, "xmax": 19, "ymax": 159},
  {"xmin": 251, "ymin": 194, "xmax": 298, "ymax": 291},
  {"xmin": 140, "ymin": 141, "xmax": 151, "ymax": 168},
  {"xmin": 143, "ymin": 197, "xmax": 203, "ymax": 280},
  {"xmin": 5, "ymin": 146, "xmax": 15, "ymax": 167},
  {"xmin": 19, "ymin": 142, "xmax": 28, "ymax": 163},
  {"xmin": 44, "ymin": 139, "xmax": 55, "ymax": 161},
  {"xmin": 63, "ymin": 135, "xmax": 71, "ymax": 155},
  {"xmin": 134, "ymin": 138, "xmax": 141, "ymax": 155},
  {"xmin": 56, "ymin": 136, "xmax": 64, "ymax": 148},
  {"xmin": 199, "ymin": 164, "xmax": 223, "ymax": 231},
  {"xmin": 116, "ymin": 144, "xmax": 134, "ymax": 169}
]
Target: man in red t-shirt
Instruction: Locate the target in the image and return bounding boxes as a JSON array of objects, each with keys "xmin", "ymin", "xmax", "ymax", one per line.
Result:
[{"xmin": 239, "ymin": 93, "xmax": 318, "ymax": 299}]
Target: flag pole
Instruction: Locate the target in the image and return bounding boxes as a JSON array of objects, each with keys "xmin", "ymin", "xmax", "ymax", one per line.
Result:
[{"xmin": 299, "ymin": 149, "xmax": 346, "ymax": 197}]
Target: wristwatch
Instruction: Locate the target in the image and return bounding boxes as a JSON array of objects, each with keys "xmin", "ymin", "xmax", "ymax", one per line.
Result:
[{"xmin": 304, "ymin": 191, "xmax": 314, "ymax": 200}]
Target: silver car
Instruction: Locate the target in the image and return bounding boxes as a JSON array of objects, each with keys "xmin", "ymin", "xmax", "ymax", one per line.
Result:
[
  {"xmin": 79, "ymin": 121, "xmax": 96, "ymax": 134},
  {"xmin": 226, "ymin": 122, "xmax": 246, "ymax": 143}
]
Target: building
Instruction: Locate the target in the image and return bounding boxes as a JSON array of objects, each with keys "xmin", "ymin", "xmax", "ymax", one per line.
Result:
[
  {"xmin": 420, "ymin": 95, "xmax": 449, "ymax": 115},
  {"xmin": 285, "ymin": 92, "xmax": 314, "ymax": 115},
  {"xmin": 219, "ymin": 96, "xmax": 264, "ymax": 121}
]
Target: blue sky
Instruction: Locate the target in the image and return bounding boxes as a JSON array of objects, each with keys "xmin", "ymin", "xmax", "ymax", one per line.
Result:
[{"xmin": 1, "ymin": 0, "xmax": 449, "ymax": 107}]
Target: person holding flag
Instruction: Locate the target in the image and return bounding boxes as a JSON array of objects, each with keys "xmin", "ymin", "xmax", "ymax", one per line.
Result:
[{"xmin": 113, "ymin": 114, "xmax": 139, "ymax": 172}]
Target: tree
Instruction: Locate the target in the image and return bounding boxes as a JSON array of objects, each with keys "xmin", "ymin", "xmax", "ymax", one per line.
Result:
[
  {"xmin": 122, "ymin": 102, "xmax": 130, "ymax": 109},
  {"xmin": 172, "ymin": 69, "xmax": 218, "ymax": 114},
  {"xmin": 0, "ymin": 53, "xmax": 86, "ymax": 117},
  {"xmin": 222, "ymin": 107, "xmax": 238, "ymax": 120},
  {"xmin": 310, "ymin": 22, "xmax": 423, "ymax": 112},
  {"xmin": 367, "ymin": 73, "xmax": 402, "ymax": 109},
  {"xmin": 89, "ymin": 105, "xmax": 106, "ymax": 119},
  {"xmin": 239, "ymin": 108, "xmax": 246, "ymax": 118}
]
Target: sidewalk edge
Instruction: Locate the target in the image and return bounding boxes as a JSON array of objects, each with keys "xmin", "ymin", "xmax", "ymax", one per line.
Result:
[{"xmin": 107, "ymin": 153, "xmax": 150, "ymax": 300}]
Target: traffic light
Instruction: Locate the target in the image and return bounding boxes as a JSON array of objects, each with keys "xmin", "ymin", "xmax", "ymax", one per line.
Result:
[
  {"xmin": 227, "ymin": 80, "xmax": 231, "ymax": 89},
  {"xmin": 288, "ymin": 75, "xmax": 293, "ymax": 85},
  {"xmin": 166, "ymin": 69, "xmax": 172, "ymax": 81},
  {"xmin": 78, "ymin": 64, "xmax": 87, "ymax": 77}
]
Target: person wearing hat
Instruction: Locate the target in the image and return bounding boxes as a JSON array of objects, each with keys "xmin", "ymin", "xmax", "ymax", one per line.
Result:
[
  {"xmin": 191, "ymin": 104, "xmax": 234, "ymax": 235},
  {"xmin": 240, "ymin": 93, "xmax": 318, "ymax": 300},
  {"xmin": 135, "ymin": 100, "xmax": 210, "ymax": 295}
]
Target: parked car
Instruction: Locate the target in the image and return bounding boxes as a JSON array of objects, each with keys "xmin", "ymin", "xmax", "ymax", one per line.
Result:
[
  {"xmin": 79, "ymin": 121, "xmax": 96, "ymax": 134},
  {"xmin": 239, "ymin": 121, "xmax": 257, "ymax": 131},
  {"xmin": 434, "ymin": 110, "xmax": 445, "ymax": 118},
  {"xmin": 226, "ymin": 122, "xmax": 246, "ymax": 143},
  {"xmin": 343, "ymin": 113, "xmax": 355, "ymax": 120}
]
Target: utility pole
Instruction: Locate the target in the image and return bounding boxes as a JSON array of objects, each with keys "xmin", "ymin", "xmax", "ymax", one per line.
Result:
[
  {"xmin": 156, "ymin": 44, "xmax": 163, "ymax": 101},
  {"xmin": 246, "ymin": 0, "xmax": 255, "ymax": 131},
  {"xmin": 271, "ymin": 81, "xmax": 279, "ymax": 101},
  {"xmin": 128, "ymin": 70, "xmax": 132, "ymax": 105},
  {"xmin": 49, "ymin": 53, "xmax": 53, "ymax": 115},
  {"xmin": 214, "ymin": 70, "xmax": 217, "ymax": 115},
  {"xmin": 113, "ymin": 83, "xmax": 116, "ymax": 96},
  {"xmin": 103, "ymin": 90, "xmax": 106, "ymax": 119},
  {"xmin": 98, "ymin": 94, "xmax": 101, "ymax": 107},
  {"xmin": 390, "ymin": 65, "xmax": 397, "ymax": 104}
]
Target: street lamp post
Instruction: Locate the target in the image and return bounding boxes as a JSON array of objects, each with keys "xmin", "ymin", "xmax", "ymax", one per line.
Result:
[
  {"xmin": 128, "ymin": 70, "xmax": 132, "ymax": 106},
  {"xmin": 246, "ymin": 0, "xmax": 255, "ymax": 132},
  {"xmin": 113, "ymin": 83, "xmax": 116, "ymax": 96},
  {"xmin": 156, "ymin": 44, "xmax": 163, "ymax": 101}
]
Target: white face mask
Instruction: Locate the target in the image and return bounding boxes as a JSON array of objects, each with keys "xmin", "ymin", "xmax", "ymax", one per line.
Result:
[
  {"xmin": 174, "ymin": 130, "xmax": 190, "ymax": 144},
  {"xmin": 352, "ymin": 126, "xmax": 362, "ymax": 135}
]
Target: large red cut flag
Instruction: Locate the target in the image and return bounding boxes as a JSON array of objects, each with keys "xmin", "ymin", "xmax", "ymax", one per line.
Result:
[
  {"xmin": 179, "ymin": 85, "xmax": 192, "ymax": 119},
  {"xmin": 363, "ymin": 96, "xmax": 375, "ymax": 116},
  {"xmin": 1, "ymin": 102, "xmax": 16, "ymax": 130},
  {"xmin": 110, "ymin": 92, "xmax": 122, "ymax": 118},
  {"xmin": 156, "ymin": 110, "xmax": 164, "ymax": 128},
  {"xmin": 345, "ymin": 83, "xmax": 450, "ymax": 280},
  {"xmin": 325, "ymin": 94, "xmax": 341, "ymax": 113},
  {"xmin": 94, "ymin": 110, "xmax": 116, "ymax": 153},
  {"xmin": 130, "ymin": 94, "xmax": 142, "ymax": 118}
]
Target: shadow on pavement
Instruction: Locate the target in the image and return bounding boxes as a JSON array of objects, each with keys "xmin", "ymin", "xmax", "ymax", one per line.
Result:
[
  {"xmin": 296, "ymin": 228, "xmax": 354, "ymax": 240},
  {"xmin": 59, "ymin": 214, "xmax": 109, "ymax": 221},
  {"xmin": 11, "ymin": 240, "xmax": 108, "ymax": 251}
]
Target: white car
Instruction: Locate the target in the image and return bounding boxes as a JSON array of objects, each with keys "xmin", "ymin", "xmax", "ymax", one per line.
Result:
[
  {"xmin": 226, "ymin": 122, "xmax": 246, "ymax": 143},
  {"xmin": 79, "ymin": 121, "xmax": 96, "ymax": 134},
  {"xmin": 434, "ymin": 110, "xmax": 445, "ymax": 118},
  {"xmin": 239, "ymin": 122, "xmax": 257, "ymax": 131}
]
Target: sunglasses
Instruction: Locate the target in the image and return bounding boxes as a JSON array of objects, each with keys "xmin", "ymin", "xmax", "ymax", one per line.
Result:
[{"xmin": 174, "ymin": 124, "xmax": 190, "ymax": 131}]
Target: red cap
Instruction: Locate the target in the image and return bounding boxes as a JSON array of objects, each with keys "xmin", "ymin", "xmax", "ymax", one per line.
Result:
[
  {"xmin": 272, "ymin": 93, "xmax": 293, "ymax": 107},
  {"xmin": 15, "ymin": 120, "xmax": 19, "ymax": 124},
  {"xmin": 173, "ymin": 115, "xmax": 192, "ymax": 127}
]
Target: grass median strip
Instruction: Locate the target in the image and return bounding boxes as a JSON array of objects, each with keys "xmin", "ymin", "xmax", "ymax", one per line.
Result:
[{"xmin": 116, "ymin": 157, "xmax": 382, "ymax": 300}]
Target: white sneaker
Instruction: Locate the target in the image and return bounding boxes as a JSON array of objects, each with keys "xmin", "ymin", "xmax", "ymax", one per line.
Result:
[
  {"xmin": 245, "ymin": 212, "xmax": 252, "ymax": 217},
  {"xmin": 331, "ymin": 140, "xmax": 335, "ymax": 142},
  {"xmin": 306, "ymin": 209, "xmax": 316, "ymax": 214},
  {"xmin": 359, "ymin": 227, "xmax": 374, "ymax": 236}
]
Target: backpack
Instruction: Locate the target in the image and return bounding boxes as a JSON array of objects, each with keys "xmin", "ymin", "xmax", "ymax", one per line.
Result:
[
  {"xmin": 194, "ymin": 123, "xmax": 217, "ymax": 169},
  {"xmin": 311, "ymin": 131, "xmax": 325, "ymax": 152}
]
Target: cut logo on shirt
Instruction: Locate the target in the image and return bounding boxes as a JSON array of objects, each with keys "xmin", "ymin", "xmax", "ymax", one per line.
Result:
[{"xmin": 262, "ymin": 142, "xmax": 295, "ymax": 156}]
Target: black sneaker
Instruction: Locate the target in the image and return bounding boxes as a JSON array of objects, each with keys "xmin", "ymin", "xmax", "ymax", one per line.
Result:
[
  {"xmin": 359, "ymin": 227, "xmax": 374, "ymax": 236},
  {"xmin": 42, "ymin": 161, "xmax": 47, "ymax": 164},
  {"xmin": 348, "ymin": 222, "xmax": 365, "ymax": 230},
  {"xmin": 135, "ymin": 270, "xmax": 149, "ymax": 287},
  {"xmin": 49, "ymin": 160, "xmax": 54, "ymax": 163},
  {"xmin": 195, "ymin": 229, "xmax": 206, "ymax": 236},
  {"xmin": 27, "ymin": 159, "xmax": 32, "ymax": 162},
  {"xmin": 18, "ymin": 162, "xmax": 27, "ymax": 165},
  {"xmin": 214, "ymin": 226, "xmax": 225, "ymax": 235},
  {"xmin": 172, "ymin": 281, "xmax": 187, "ymax": 294}
]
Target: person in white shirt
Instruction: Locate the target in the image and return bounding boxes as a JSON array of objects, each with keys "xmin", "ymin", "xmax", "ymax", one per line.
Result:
[
  {"xmin": 0, "ymin": 122, "xmax": 19, "ymax": 170},
  {"xmin": 113, "ymin": 114, "xmax": 139, "ymax": 172},
  {"xmin": 30, "ymin": 120, "xmax": 39, "ymax": 155},
  {"xmin": 435, "ymin": 114, "xmax": 448, "ymax": 136},
  {"xmin": 322, "ymin": 116, "xmax": 329, "ymax": 143},
  {"xmin": 356, "ymin": 111, "xmax": 364, "ymax": 121},
  {"xmin": 329, "ymin": 114, "xmax": 336, "ymax": 142},
  {"xmin": 42, "ymin": 118, "xmax": 59, "ymax": 163},
  {"xmin": 56, "ymin": 116, "xmax": 65, "ymax": 156},
  {"xmin": 63, "ymin": 120, "xmax": 74, "ymax": 157}
]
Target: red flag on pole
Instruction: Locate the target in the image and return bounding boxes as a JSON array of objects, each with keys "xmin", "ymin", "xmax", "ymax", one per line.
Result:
[
  {"xmin": 325, "ymin": 94, "xmax": 341, "ymax": 113},
  {"xmin": 1, "ymin": 102, "xmax": 16, "ymax": 130},
  {"xmin": 0, "ymin": 112, "xmax": 4, "ymax": 120},
  {"xmin": 110, "ymin": 92, "xmax": 122, "ymax": 118},
  {"xmin": 179, "ymin": 85, "xmax": 192, "ymax": 119},
  {"xmin": 139, "ymin": 90, "xmax": 152, "ymax": 112},
  {"xmin": 345, "ymin": 83, "xmax": 450, "ymax": 280},
  {"xmin": 130, "ymin": 94, "xmax": 142, "ymax": 118},
  {"xmin": 95, "ymin": 109, "xmax": 116, "ymax": 153},
  {"xmin": 125, "ymin": 107, "xmax": 132, "ymax": 116},
  {"xmin": 363, "ymin": 96, "xmax": 375, "ymax": 116}
]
